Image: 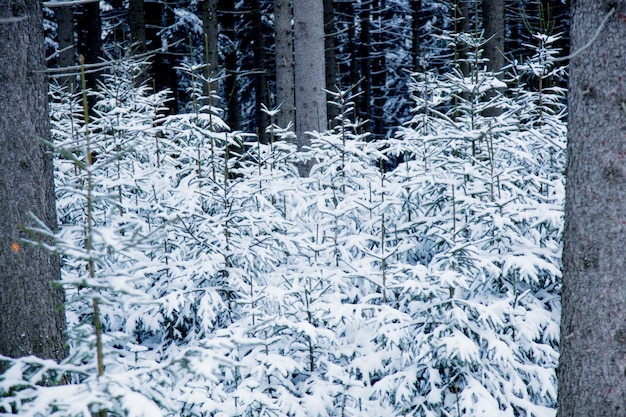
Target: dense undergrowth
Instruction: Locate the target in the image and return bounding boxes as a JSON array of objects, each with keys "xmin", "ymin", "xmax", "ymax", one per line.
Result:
[{"xmin": 1, "ymin": 34, "xmax": 565, "ymax": 417}]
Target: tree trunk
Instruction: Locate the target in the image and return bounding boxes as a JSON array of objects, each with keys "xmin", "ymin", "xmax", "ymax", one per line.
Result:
[
  {"xmin": 75, "ymin": 2, "xmax": 101, "ymax": 93},
  {"xmin": 324, "ymin": 0, "xmax": 339, "ymax": 126},
  {"xmin": 481, "ymin": 0, "xmax": 504, "ymax": 117},
  {"xmin": 559, "ymin": 2, "xmax": 626, "ymax": 416},
  {"xmin": 129, "ymin": 0, "xmax": 146, "ymax": 52},
  {"xmin": 220, "ymin": 0, "xmax": 241, "ymax": 131},
  {"xmin": 274, "ymin": 0, "xmax": 295, "ymax": 130},
  {"xmin": 293, "ymin": 0, "xmax": 327, "ymax": 176},
  {"xmin": 411, "ymin": 0, "xmax": 422, "ymax": 72},
  {"xmin": 357, "ymin": 2, "xmax": 371, "ymax": 128},
  {"xmin": 145, "ymin": 0, "xmax": 178, "ymax": 114},
  {"xmin": 481, "ymin": 0, "xmax": 504, "ymax": 75},
  {"xmin": 0, "ymin": 0, "xmax": 67, "ymax": 365},
  {"xmin": 371, "ymin": 0, "xmax": 386, "ymax": 139},
  {"xmin": 201, "ymin": 0, "xmax": 219, "ymax": 107},
  {"xmin": 55, "ymin": 5, "xmax": 75, "ymax": 70},
  {"xmin": 250, "ymin": 0, "xmax": 270, "ymax": 143},
  {"xmin": 454, "ymin": 0, "xmax": 470, "ymax": 77}
]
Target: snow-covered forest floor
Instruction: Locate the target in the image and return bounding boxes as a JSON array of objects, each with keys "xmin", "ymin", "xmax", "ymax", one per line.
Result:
[{"xmin": 1, "ymin": 34, "xmax": 565, "ymax": 416}]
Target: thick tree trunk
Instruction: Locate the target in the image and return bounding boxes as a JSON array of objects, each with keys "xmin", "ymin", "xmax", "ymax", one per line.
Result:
[
  {"xmin": 559, "ymin": 2, "xmax": 626, "ymax": 416},
  {"xmin": 0, "ymin": 0, "xmax": 67, "ymax": 364},
  {"xmin": 293, "ymin": 0, "xmax": 327, "ymax": 176},
  {"xmin": 274, "ymin": 0, "xmax": 295, "ymax": 130},
  {"xmin": 481, "ymin": 0, "xmax": 504, "ymax": 75}
]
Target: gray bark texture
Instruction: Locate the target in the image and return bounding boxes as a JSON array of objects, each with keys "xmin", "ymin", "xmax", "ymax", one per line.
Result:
[
  {"xmin": 559, "ymin": 1, "xmax": 626, "ymax": 416},
  {"xmin": 293, "ymin": 0, "xmax": 327, "ymax": 176},
  {"xmin": 274, "ymin": 0, "xmax": 295, "ymax": 130},
  {"xmin": 481, "ymin": 0, "xmax": 504, "ymax": 75},
  {"xmin": 0, "ymin": 0, "xmax": 67, "ymax": 363}
]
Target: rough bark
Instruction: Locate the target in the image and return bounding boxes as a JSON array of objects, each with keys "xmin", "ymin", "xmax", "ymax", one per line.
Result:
[
  {"xmin": 0, "ymin": 0, "xmax": 67, "ymax": 364},
  {"xmin": 293, "ymin": 0, "xmax": 327, "ymax": 175},
  {"xmin": 274, "ymin": 0, "xmax": 295, "ymax": 130},
  {"xmin": 559, "ymin": 1, "xmax": 626, "ymax": 416},
  {"xmin": 481, "ymin": 0, "xmax": 504, "ymax": 75}
]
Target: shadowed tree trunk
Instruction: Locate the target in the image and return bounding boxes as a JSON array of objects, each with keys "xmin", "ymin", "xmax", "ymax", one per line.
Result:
[
  {"xmin": 324, "ymin": 0, "xmax": 339, "ymax": 126},
  {"xmin": 371, "ymin": 0, "xmax": 386, "ymax": 139},
  {"xmin": 55, "ymin": 4, "xmax": 75, "ymax": 85},
  {"xmin": 357, "ymin": 2, "xmax": 371, "ymax": 127},
  {"xmin": 559, "ymin": 2, "xmax": 626, "ymax": 415},
  {"xmin": 129, "ymin": 0, "xmax": 146, "ymax": 52},
  {"xmin": 220, "ymin": 0, "xmax": 241, "ymax": 131},
  {"xmin": 75, "ymin": 1, "xmax": 101, "ymax": 93},
  {"xmin": 0, "ymin": 0, "xmax": 67, "ymax": 366},
  {"xmin": 454, "ymin": 0, "xmax": 470, "ymax": 77},
  {"xmin": 145, "ymin": 0, "xmax": 178, "ymax": 114},
  {"xmin": 201, "ymin": 0, "xmax": 219, "ymax": 107},
  {"xmin": 250, "ymin": 0, "xmax": 270, "ymax": 143},
  {"xmin": 411, "ymin": 0, "xmax": 422, "ymax": 71}
]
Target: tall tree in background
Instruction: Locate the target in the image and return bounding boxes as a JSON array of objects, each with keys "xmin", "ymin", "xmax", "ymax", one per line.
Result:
[
  {"xmin": 411, "ymin": 0, "xmax": 422, "ymax": 71},
  {"xmin": 324, "ymin": 0, "xmax": 339, "ymax": 124},
  {"xmin": 250, "ymin": 0, "xmax": 271, "ymax": 142},
  {"xmin": 357, "ymin": 2, "xmax": 371, "ymax": 126},
  {"xmin": 201, "ymin": 0, "xmax": 219, "ymax": 107},
  {"xmin": 220, "ymin": 0, "xmax": 241, "ymax": 130},
  {"xmin": 559, "ymin": 2, "xmax": 626, "ymax": 415},
  {"xmin": 371, "ymin": 0, "xmax": 386, "ymax": 138},
  {"xmin": 145, "ymin": 0, "xmax": 178, "ymax": 114},
  {"xmin": 274, "ymin": 0, "xmax": 295, "ymax": 129},
  {"xmin": 129, "ymin": 0, "xmax": 146, "ymax": 52},
  {"xmin": 482, "ymin": 0, "xmax": 504, "ymax": 75},
  {"xmin": 75, "ymin": 1, "xmax": 102, "ymax": 92},
  {"xmin": 0, "ymin": 0, "xmax": 67, "ymax": 365},
  {"xmin": 54, "ymin": 4, "xmax": 75, "ymax": 73},
  {"xmin": 293, "ymin": 0, "xmax": 327, "ymax": 175}
]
